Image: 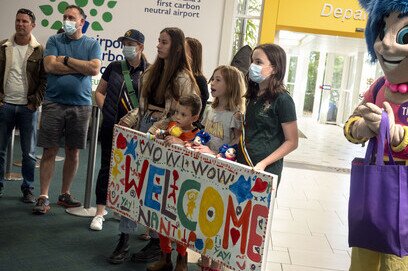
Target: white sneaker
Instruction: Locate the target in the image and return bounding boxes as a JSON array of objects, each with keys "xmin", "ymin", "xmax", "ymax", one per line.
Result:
[{"xmin": 90, "ymin": 215, "xmax": 105, "ymax": 231}]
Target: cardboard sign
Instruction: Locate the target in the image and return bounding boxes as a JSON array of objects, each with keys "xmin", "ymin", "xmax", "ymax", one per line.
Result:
[{"xmin": 107, "ymin": 125, "xmax": 276, "ymax": 271}]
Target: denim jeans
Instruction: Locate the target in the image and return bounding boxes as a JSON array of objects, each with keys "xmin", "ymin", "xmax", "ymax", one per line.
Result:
[
  {"xmin": 119, "ymin": 216, "xmax": 138, "ymax": 234},
  {"xmin": 0, "ymin": 103, "xmax": 38, "ymax": 190}
]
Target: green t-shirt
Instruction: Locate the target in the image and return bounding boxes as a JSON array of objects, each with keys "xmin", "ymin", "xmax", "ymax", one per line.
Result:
[{"xmin": 237, "ymin": 92, "xmax": 297, "ymax": 180}]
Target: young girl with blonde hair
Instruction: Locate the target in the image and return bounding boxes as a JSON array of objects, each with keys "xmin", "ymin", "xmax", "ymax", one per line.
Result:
[{"xmin": 191, "ymin": 65, "xmax": 245, "ymax": 271}]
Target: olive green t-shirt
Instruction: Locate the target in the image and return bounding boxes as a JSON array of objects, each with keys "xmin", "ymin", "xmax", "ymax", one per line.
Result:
[{"xmin": 237, "ymin": 92, "xmax": 297, "ymax": 181}]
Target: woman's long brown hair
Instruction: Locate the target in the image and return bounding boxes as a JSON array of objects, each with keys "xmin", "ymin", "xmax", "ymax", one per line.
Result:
[
  {"xmin": 141, "ymin": 27, "xmax": 196, "ymax": 104},
  {"xmin": 186, "ymin": 37, "xmax": 204, "ymax": 77}
]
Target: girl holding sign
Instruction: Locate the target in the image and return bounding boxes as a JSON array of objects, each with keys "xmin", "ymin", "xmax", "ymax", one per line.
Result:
[
  {"xmin": 236, "ymin": 44, "xmax": 298, "ymax": 187},
  {"xmin": 190, "ymin": 65, "xmax": 245, "ymax": 271}
]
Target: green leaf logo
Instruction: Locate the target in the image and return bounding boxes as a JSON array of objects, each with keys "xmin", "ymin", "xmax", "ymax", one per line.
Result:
[
  {"xmin": 39, "ymin": 0, "xmax": 117, "ymax": 32},
  {"xmin": 51, "ymin": 21, "xmax": 63, "ymax": 30},
  {"xmin": 91, "ymin": 21, "xmax": 103, "ymax": 31},
  {"xmin": 39, "ymin": 5, "xmax": 53, "ymax": 16},
  {"xmin": 75, "ymin": 0, "xmax": 88, "ymax": 7},
  {"xmin": 107, "ymin": 1, "xmax": 117, "ymax": 8}
]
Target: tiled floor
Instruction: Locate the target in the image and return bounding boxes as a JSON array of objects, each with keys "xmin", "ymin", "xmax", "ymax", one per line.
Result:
[
  {"xmin": 188, "ymin": 117, "xmax": 359, "ymax": 271},
  {"xmin": 262, "ymin": 117, "xmax": 364, "ymax": 271}
]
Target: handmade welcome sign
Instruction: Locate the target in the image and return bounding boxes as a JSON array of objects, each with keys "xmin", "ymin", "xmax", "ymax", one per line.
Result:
[{"xmin": 107, "ymin": 125, "xmax": 276, "ymax": 271}]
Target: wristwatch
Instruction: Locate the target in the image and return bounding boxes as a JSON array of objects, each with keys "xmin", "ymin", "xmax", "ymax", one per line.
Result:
[{"xmin": 63, "ymin": 56, "xmax": 70, "ymax": 66}]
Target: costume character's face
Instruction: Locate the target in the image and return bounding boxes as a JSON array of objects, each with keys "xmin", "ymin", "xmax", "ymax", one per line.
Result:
[
  {"xmin": 193, "ymin": 136, "xmax": 202, "ymax": 145},
  {"xmin": 225, "ymin": 148, "xmax": 236, "ymax": 159},
  {"xmin": 374, "ymin": 12, "xmax": 408, "ymax": 84}
]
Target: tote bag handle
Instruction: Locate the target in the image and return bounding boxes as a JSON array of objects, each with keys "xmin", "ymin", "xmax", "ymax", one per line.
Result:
[{"xmin": 364, "ymin": 111, "xmax": 395, "ymax": 166}]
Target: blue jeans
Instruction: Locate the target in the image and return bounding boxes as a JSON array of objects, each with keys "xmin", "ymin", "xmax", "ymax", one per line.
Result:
[{"xmin": 0, "ymin": 103, "xmax": 38, "ymax": 190}]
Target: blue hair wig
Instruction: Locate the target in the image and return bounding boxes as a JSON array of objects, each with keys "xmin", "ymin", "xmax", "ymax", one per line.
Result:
[
  {"xmin": 195, "ymin": 130, "xmax": 211, "ymax": 145},
  {"xmin": 218, "ymin": 144, "xmax": 238, "ymax": 158},
  {"xmin": 360, "ymin": 0, "xmax": 408, "ymax": 62}
]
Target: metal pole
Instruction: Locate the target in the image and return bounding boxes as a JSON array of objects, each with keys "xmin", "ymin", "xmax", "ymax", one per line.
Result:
[
  {"xmin": 66, "ymin": 106, "xmax": 105, "ymax": 217},
  {"xmin": 84, "ymin": 106, "xmax": 100, "ymax": 208},
  {"xmin": 4, "ymin": 128, "xmax": 23, "ymax": 181}
]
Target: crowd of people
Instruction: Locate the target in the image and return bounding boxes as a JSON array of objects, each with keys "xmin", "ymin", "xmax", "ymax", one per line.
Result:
[{"xmin": 0, "ymin": 5, "xmax": 299, "ymax": 271}]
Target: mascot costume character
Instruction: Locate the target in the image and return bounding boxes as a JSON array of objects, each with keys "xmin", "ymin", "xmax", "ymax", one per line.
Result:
[{"xmin": 344, "ymin": 0, "xmax": 408, "ymax": 270}]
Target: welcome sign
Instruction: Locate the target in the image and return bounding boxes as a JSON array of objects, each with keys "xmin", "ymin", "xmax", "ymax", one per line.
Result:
[{"xmin": 107, "ymin": 125, "xmax": 276, "ymax": 271}]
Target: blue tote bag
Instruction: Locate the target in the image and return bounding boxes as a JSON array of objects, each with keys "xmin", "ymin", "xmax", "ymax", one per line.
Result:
[{"xmin": 348, "ymin": 111, "xmax": 408, "ymax": 257}]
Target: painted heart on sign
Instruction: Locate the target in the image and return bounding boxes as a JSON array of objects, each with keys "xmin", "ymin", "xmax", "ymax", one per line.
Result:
[
  {"xmin": 116, "ymin": 133, "xmax": 127, "ymax": 149},
  {"xmin": 251, "ymin": 177, "xmax": 268, "ymax": 193},
  {"xmin": 230, "ymin": 228, "xmax": 240, "ymax": 245}
]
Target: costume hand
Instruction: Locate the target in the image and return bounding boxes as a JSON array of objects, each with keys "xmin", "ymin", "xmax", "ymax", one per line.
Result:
[
  {"xmin": 359, "ymin": 102, "xmax": 383, "ymax": 134},
  {"xmin": 350, "ymin": 117, "xmax": 376, "ymax": 139},
  {"xmin": 383, "ymin": 102, "xmax": 404, "ymax": 146}
]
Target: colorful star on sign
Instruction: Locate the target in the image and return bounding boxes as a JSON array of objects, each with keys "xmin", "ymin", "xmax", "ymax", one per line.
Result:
[
  {"xmin": 229, "ymin": 175, "xmax": 253, "ymax": 204},
  {"xmin": 124, "ymin": 138, "xmax": 138, "ymax": 159}
]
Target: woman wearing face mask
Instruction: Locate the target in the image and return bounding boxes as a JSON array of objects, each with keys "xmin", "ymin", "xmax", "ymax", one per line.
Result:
[
  {"xmin": 90, "ymin": 29, "xmax": 148, "ymax": 231},
  {"xmin": 237, "ymin": 43, "xmax": 298, "ymax": 188}
]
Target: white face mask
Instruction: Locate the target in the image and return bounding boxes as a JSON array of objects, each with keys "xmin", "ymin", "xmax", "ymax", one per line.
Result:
[
  {"xmin": 63, "ymin": 20, "xmax": 77, "ymax": 36},
  {"xmin": 248, "ymin": 63, "xmax": 266, "ymax": 83},
  {"xmin": 122, "ymin": 46, "xmax": 138, "ymax": 60}
]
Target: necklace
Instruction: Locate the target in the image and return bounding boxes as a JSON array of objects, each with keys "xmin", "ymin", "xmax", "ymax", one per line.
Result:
[{"xmin": 385, "ymin": 79, "xmax": 408, "ymax": 94}]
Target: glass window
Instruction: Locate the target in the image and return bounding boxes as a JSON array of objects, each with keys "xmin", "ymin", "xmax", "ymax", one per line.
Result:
[
  {"xmin": 286, "ymin": 56, "xmax": 298, "ymax": 97},
  {"xmin": 232, "ymin": 0, "xmax": 263, "ymax": 57},
  {"xmin": 330, "ymin": 55, "xmax": 345, "ymax": 104},
  {"xmin": 303, "ymin": 51, "xmax": 320, "ymax": 115}
]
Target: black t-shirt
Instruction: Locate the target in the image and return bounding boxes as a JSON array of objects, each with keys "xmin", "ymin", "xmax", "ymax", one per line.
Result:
[{"xmin": 237, "ymin": 92, "xmax": 297, "ymax": 179}]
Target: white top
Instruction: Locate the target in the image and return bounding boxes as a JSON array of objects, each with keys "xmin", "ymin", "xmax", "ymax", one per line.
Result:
[{"xmin": 4, "ymin": 44, "xmax": 28, "ymax": 104}]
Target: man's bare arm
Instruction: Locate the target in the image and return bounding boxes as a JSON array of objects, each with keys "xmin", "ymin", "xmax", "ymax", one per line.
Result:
[
  {"xmin": 44, "ymin": 56, "xmax": 101, "ymax": 76},
  {"xmin": 66, "ymin": 57, "xmax": 101, "ymax": 76},
  {"xmin": 44, "ymin": 55, "xmax": 76, "ymax": 74}
]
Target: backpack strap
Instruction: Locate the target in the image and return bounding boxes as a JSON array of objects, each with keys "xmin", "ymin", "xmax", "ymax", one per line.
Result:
[{"xmin": 121, "ymin": 60, "xmax": 138, "ymax": 108}]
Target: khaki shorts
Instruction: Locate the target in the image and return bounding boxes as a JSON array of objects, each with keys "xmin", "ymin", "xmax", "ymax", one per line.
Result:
[{"xmin": 38, "ymin": 101, "xmax": 91, "ymax": 149}]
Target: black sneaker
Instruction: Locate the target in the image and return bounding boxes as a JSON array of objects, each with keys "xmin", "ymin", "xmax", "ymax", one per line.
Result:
[
  {"xmin": 22, "ymin": 188, "xmax": 36, "ymax": 203},
  {"xmin": 57, "ymin": 193, "xmax": 81, "ymax": 208},
  {"xmin": 131, "ymin": 238, "xmax": 161, "ymax": 262},
  {"xmin": 33, "ymin": 196, "xmax": 50, "ymax": 214}
]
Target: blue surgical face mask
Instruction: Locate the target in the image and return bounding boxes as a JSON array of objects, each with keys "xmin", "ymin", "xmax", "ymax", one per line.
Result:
[
  {"xmin": 249, "ymin": 63, "xmax": 266, "ymax": 83},
  {"xmin": 122, "ymin": 46, "xmax": 138, "ymax": 60},
  {"xmin": 63, "ymin": 20, "xmax": 77, "ymax": 36}
]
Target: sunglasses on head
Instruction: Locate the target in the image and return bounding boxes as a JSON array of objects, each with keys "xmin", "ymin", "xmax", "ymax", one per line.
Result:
[{"xmin": 17, "ymin": 8, "xmax": 35, "ymax": 21}]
